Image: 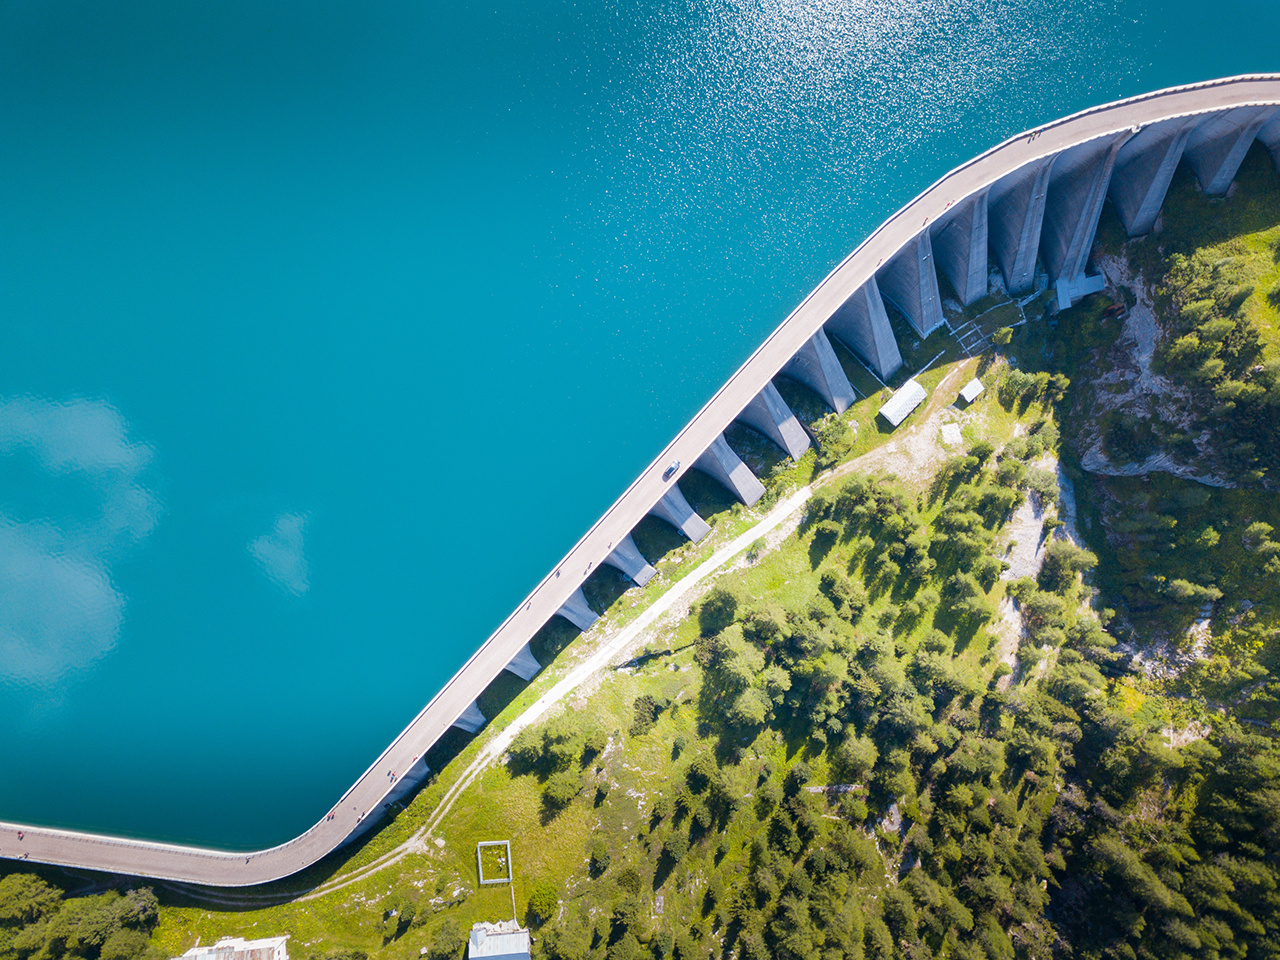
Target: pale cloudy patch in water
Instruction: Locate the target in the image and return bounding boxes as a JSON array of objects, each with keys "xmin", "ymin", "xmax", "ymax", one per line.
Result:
[
  {"xmin": 0, "ymin": 522, "xmax": 124, "ymax": 684},
  {"xmin": 0, "ymin": 397, "xmax": 159, "ymax": 685},
  {"xmin": 250, "ymin": 512, "xmax": 310, "ymax": 598}
]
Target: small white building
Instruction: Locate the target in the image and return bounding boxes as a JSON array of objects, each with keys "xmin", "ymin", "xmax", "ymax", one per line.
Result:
[
  {"xmin": 959, "ymin": 377, "xmax": 984, "ymax": 404},
  {"xmin": 469, "ymin": 921, "xmax": 530, "ymax": 960},
  {"xmin": 176, "ymin": 938, "xmax": 288, "ymax": 960},
  {"xmin": 878, "ymin": 380, "xmax": 927, "ymax": 427}
]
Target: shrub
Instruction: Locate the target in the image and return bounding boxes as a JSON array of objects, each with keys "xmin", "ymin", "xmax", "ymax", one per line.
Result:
[
  {"xmin": 1024, "ymin": 467, "xmax": 1059, "ymax": 505},
  {"xmin": 815, "ymin": 416, "xmax": 857, "ymax": 468},
  {"xmin": 589, "ymin": 840, "xmax": 612, "ymax": 877},
  {"xmin": 664, "ymin": 832, "xmax": 690, "ymax": 862},
  {"xmin": 429, "ymin": 920, "xmax": 465, "ymax": 960}
]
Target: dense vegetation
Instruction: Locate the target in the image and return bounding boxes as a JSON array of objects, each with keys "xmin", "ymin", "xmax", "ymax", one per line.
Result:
[
  {"xmin": 517, "ymin": 473, "xmax": 1280, "ymax": 960},
  {"xmin": 1083, "ymin": 471, "xmax": 1280, "ymax": 713},
  {"xmin": 0, "ymin": 875, "xmax": 160, "ymax": 960}
]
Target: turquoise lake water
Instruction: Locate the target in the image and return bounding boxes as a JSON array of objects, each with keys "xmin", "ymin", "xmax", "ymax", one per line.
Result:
[{"xmin": 0, "ymin": 0, "xmax": 1277, "ymax": 850}]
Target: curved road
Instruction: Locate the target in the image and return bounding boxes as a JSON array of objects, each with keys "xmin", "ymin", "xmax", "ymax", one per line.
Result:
[{"xmin": 3, "ymin": 74, "xmax": 1279, "ymax": 886}]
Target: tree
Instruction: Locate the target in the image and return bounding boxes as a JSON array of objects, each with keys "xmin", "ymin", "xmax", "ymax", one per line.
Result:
[
  {"xmin": 382, "ymin": 892, "xmax": 416, "ymax": 942},
  {"xmin": 430, "ymin": 919, "xmax": 466, "ymax": 960},
  {"xmin": 970, "ymin": 440, "xmax": 996, "ymax": 463},
  {"xmin": 664, "ymin": 832, "xmax": 690, "ymax": 862},
  {"xmin": 837, "ymin": 735, "xmax": 878, "ymax": 780},
  {"xmin": 699, "ymin": 587, "xmax": 739, "ymax": 635},
  {"xmin": 99, "ymin": 930, "xmax": 149, "ymax": 960},
  {"xmin": 589, "ymin": 839, "xmax": 612, "ymax": 877},
  {"xmin": 527, "ymin": 880, "xmax": 560, "ymax": 926},
  {"xmin": 544, "ymin": 770, "xmax": 582, "ymax": 810},
  {"xmin": 630, "ymin": 694, "xmax": 666, "ymax": 736},
  {"xmin": 730, "ymin": 688, "xmax": 771, "ymax": 726},
  {"xmin": 1038, "ymin": 540, "xmax": 1097, "ymax": 595},
  {"xmin": 1165, "ymin": 578, "xmax": 1223, "ymax": 604}
]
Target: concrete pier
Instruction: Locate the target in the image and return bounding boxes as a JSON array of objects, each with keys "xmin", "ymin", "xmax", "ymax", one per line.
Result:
[
  {"xmin": 930, "ymin": 188, "xmax": 990, "ymax": 305},
  {"xmin": 781, "ymin": 330, "xmax": 857, "ymax": 413},
  {"xmin": 452, "ymin": 701, "xmax": 487, "ymax": 734},
  {"xmin": 504, "ymin": 642, "xmax": 542, "ymax": 682},
  {"xmin": 824, "ymin": 277, "xmax": 904, "ymax": 381},
  {"xmin": 694, "ymin": 433, "xmax": 766, "ymax": 506},
  {"xmin": 736, "ymin": 382, "xmax": 810, "ymax": 460},
  {"xmin": 1108, "ymin": 116, "xmax": 1198, "ymax": 236},
  {"xmin": 877, "ymin": 232, "xmax": 946, "ymax": 337},
  {"xmin": 649, "ymin": 486, "xmax": 712, "ymax": 542},
  {"xmin": 556, "ymin": 587, "xmax": 598, "ymax": 632},
  {"xmin": 989, "ymin": 155, "xmax": 1055, "ymax": 293},
  {"xmin": 1041, "ymin": 131, "xmax": 1132, "ymax": 289},
  {"xmin": 604, "ymin": 533, "xmax": 657, "ymax": 586},
  {"xmin": 1184, "ymin": 106, "xmax": 1277, "ymax": 194},
  {"xmin": 1262, "ymin": 116, "xmax": 1280, "ymax": 171}
]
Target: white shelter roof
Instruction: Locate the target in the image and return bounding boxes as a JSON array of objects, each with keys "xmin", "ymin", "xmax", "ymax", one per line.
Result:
[
  {"xmin": 177, "ymin": 938, "xmax": 288, "ymax": 960},
  {"xmin": 960, "ymin": 378, "xmax": 984, "ymax": 403},
  {"xmin": 469, "ymin": 922, "xmax": 531, "ymax": 960},
  {"xmin": 878, "ymin": 380, "xmax": 927, "ymax": 427}
]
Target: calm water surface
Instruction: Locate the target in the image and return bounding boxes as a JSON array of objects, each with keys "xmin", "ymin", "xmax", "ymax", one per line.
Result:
[{"xmin": 0, "ymin": 0, "xmax": 1276, "ymax": 848}]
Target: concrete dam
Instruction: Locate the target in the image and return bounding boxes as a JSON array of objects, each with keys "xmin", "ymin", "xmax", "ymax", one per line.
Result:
[{"xmin": 3, "ymin": 74, "xmax": 1280, "ymax": 887}]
